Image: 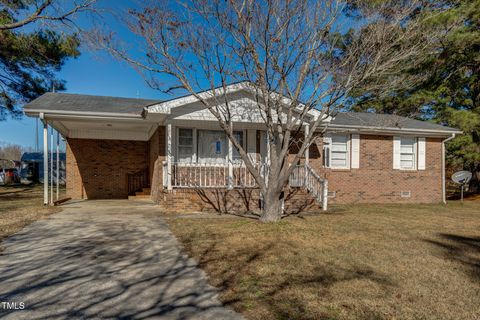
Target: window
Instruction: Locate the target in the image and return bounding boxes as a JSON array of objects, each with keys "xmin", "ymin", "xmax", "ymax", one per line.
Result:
[
  {"xmin": 197, "ymin": 130, "xmax": 226, "ymax": 163},
  {"xmin": 400, "ymin": 137, "xmax": 416, "ymax": 170},
  {"xmin": 196, "ymin": 130, "xmax": 244, "ymax": 164},
  {"xmin": 177, "ymin": 129, "xmax": 246, "ymax": 164},
  {"xmin": 232, "ymin": 131, "xmax": 244, "ymax": 162},
  {"xmin": 323, "ymin": 134, "xmax": 350, "ymax": 169},
  {"xmin": 178, "ymin": 128, "xmax": 193, "ymax": 163}
]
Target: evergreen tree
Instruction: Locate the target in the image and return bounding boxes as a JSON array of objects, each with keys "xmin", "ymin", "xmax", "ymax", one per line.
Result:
[
  {"xmin": 0, "ymin": 0, "xmax": 94, "ymax": 120},
  {"xmin": 348, "ymin": 0, "xmax": 480, "ymax": 192}
]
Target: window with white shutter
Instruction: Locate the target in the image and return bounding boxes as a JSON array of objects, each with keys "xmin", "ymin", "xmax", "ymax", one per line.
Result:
[
  {"xmin": 323, "ymin": 134, "xmax": 350, "ymax": 169},
  {"xmin": 394, "ymin": 136, "xmax": 418, "ymax": 170}
]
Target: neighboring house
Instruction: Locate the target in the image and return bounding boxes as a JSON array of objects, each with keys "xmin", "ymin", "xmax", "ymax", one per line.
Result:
[
  {"xmin": 19, "ymin": 152, "xmax": 66, "ymax": 185},
  {"xmin": 24, "ymin": 83, "xmax": 461, "ymax": 213}
]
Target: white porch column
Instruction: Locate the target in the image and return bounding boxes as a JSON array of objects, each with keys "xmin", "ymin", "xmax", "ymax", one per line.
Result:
[
  {"xmin": 322, "ymin": 180, "xmax": 328, "ymax": 211},
  {"xmin": 304, "ymin": 124, "xmax": 310, "ymax": 165},
  {"xmin": 228, "ymin": 136, "xmax": 233, "ymax": 189},
  {"xmin": 266, "ymin": 131, "xmax": 271, "ymax": 165},
  {"xmin": 50, "ymin": 127, "xmax": 54, "ymax": 204},
  {"xmin": 41, "ymin": 114, "xmax": 48, "ymax": 205},
  {"xmin": 166, "ymin": 123, "xmax": 173, "ymax": 190},
  {"xmin": 56, "ymin": 131, "xmax": 60, "ymax": 201}
]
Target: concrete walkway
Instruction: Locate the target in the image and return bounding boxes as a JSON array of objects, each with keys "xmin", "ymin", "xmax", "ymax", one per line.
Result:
[{"xmin": 0, "ymin": 200, "xmax": 243, "ymax": 320}]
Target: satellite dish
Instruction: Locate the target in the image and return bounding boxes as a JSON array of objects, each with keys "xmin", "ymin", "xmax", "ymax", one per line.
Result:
[{"xmin": 452, "ymin": 171, "xmax": 472, "ymax": 185}]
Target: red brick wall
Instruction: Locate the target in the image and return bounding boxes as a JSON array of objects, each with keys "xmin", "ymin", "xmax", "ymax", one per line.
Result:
[
  {"xmin": 66, "ymin": 131, "xmax": 444, "ymax": 209},
  {"xmin": 149, "ymin": 126, "xmax": 166, "ymax": 202},
  {"xmin": 308, "ymin": 135, "xmax": 443, "ymax": 204},
  {"xmin": 156, "ymin": 188, "xmax": 320, "ymax": 214},
  {"xmin": 66, "ymin": 138, "xmax": 148, "ymax": 199}
]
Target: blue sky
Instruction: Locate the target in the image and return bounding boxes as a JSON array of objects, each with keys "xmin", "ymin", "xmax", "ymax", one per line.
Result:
[
  {"xmin": 0, "ymin": 50, "xmax": 165, "ymax": 149},
  {"xmin": 0, "ymin": 0, "xmax": 355, "ymax": 149}
]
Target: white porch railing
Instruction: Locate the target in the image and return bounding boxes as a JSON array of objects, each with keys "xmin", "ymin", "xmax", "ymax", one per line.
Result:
[
  {"xmin": 289, "ymin": 164, "xmax": 328, "ymax": 211},
  {"xmin": 162, "ymin": 161, "xmax": 327, "ymax": 210},
  {"xmin": 163, "ymin": 161, "xmax": 267, "ymax": 188}
]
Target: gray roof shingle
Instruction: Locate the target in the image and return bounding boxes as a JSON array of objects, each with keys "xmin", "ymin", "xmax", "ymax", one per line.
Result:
[
  {"xmin": 23, "ymin": 92, "xmax": 160, "ymax": 115},
  {"xmin": 23, "ymin": 93, "xmax": 460, "ymax": 133},
  {"xmin": 330, "ymin": 112, "xmax": 460, "ymax": 132}
]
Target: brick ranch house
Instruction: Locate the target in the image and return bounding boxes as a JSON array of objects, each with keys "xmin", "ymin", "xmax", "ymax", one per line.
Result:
[{"xmin": 24, "ymin": 83, "xmax": 461, "ymax": 214}]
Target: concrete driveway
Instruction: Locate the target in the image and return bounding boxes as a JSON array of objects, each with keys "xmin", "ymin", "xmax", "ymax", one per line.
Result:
[{"xmin": 0, "ymin": 200, "xmax": 242, "ymax": 320}]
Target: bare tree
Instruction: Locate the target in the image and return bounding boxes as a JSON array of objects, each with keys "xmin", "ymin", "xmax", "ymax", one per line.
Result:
[
  {"xmin": 99, "ymin": 0, "xmax": 444, "ymax": 222},
  {"xmin": 0, "ymin": 0, "xmax": 96, "ymax": 31},
  {"xmin": 0, "ymin": 143, "xmax": 28, "ymax": 161}
]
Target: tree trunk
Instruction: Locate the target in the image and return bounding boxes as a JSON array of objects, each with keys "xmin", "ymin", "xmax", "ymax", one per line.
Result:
[
  {"xmin": 260, "ymin": 188, "xmax": 283, "ymax": 222},
  {"xmin": 469, "ymin": 166, "xmax": 480, "ymax": 194}
]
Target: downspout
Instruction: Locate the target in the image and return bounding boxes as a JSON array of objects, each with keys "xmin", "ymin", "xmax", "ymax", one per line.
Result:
[
  {"xmin": 442, "ymin": 133, "xmax": 456, "ymax": 204},
  {"xmin": 39, "ymin": 112, "xmax": 48, "ymax": 205}
]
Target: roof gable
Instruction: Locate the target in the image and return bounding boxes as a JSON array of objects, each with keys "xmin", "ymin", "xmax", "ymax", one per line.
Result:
[{"xmin": 147, "ymin": 82, "xmax": 322, "ymax": 120}]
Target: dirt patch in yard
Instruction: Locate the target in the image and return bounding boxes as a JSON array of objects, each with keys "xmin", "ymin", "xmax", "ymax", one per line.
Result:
[
  {"xmin": 0, "ymin": 185, "xmax": 62, "ymax": 249},
  {"xmin": 166, "ymin": 202, "xmax": 480, "ymax": 320}
]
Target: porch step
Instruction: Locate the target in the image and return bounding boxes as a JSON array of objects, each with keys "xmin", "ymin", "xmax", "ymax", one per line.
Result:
[
  {"xmin": 128, "ymin": 194, "xmax": 152, "ymax": 201},
  {"xmin": 134, "ymin": 187, "xmax": 151, "ymax": 196}
]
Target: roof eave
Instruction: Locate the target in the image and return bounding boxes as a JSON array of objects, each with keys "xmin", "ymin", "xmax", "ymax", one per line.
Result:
[
  {"xmin": 322, "ymin": 124, "xmax": 462, "ymax": 137},
  {"xmin": 24, "ymin": 108, "xmax": 144, "ymax": 120}
]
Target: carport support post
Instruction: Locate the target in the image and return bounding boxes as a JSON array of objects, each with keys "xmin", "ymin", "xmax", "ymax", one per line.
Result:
[
  {"xmin": 56, "ymin": 131, "xmax": 60, "ymax": 200},
  {"xmin": 50, "ymin": 127, "xmax": 54, "ymax": 204},
  {"xmin": 41, "ymin": 113, "xmax": 48, "ymax": 205},
  {"xmin": 166, "ymin": 123, "xmax": 172, "ymax": 190}
]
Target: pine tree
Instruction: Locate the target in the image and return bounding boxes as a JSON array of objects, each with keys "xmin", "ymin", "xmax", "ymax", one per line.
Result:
[
  {"xmin": 348, "ymin": 0, "xmax": 480, "ymax": 192},
  {"xmin": 0, "ymin": 0, "xmax": 94, "ymax": 120}
]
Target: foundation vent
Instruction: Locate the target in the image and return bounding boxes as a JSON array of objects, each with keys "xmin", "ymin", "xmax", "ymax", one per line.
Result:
[{"xmin": 400, "ymin": 191, "xmax": 411, "ymax": 198}]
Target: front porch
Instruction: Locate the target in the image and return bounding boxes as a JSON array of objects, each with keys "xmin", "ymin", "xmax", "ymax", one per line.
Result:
[{"xmin": 24, "ymin": 86, "xmax": 328, "ymax": 212}]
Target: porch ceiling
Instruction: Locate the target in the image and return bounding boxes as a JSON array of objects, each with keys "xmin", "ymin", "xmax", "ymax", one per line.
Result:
[{"xmin": 48, "ymin": 117, "xmax": 159, "ymax": 141}]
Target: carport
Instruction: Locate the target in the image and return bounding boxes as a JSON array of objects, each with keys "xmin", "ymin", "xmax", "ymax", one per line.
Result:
[{"xmin": 23, "ymin": 92, "xmax": 168, "ymax": 204}]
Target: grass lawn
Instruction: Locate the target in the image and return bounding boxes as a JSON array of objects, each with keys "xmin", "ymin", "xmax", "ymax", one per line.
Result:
[
  {"xmin": 0, "ymin": 185, "xmax": 61, "ymax": 246},
  {"xmin": 166, "ymin": 202, "xmax": 480, "ymax": 320}
]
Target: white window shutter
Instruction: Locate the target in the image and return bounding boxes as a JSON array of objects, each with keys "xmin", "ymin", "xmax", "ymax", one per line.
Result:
[
  {"xmin": 351, "ymin": 134, "xmax": 360, "ymax": 169},
  {"xmin": 418, "ymin": 137, "xmax": 426, "ymax": 170},
  {"xmin": 393, "ymin": 136, "xmax": 401, "ymax": 169}
]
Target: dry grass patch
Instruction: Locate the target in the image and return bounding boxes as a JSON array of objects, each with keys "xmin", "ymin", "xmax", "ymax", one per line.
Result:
[
  {"xmin": 0, "ymin": 185, "xmax": 61, "ymax": 245},
  {"xmin": 166, "ymin": 202, "xmax": 480, "ymax": 320}
]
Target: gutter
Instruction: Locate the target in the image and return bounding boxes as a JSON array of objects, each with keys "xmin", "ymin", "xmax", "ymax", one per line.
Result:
[
  {"xmin": 24, "ymin": 108, "xmax": 144, "ymax": 119},
  {"xmin": 442, "ymin": 133, "xmax": 456, "ymax": 204},
  {"xmin": 324, "ymin": 124, "xmax": 462, "ymax": 136}
]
